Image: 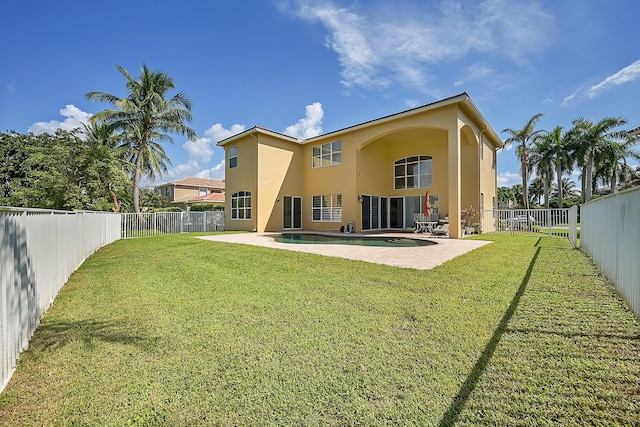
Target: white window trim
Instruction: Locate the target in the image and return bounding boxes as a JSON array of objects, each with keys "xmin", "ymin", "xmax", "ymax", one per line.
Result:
[
  {"xmin": 312, "ymin": 194, "xmax": 342, "ymax": 222},
  {"xmin": 229, "ymin": 146, "xmax": 238, "ymax": 169},
  {"xmin": 312, "ymin": 141, "xmax": 342, "ymax": 168},
  {"xmin": 231, "ymin": 191, "xmax": 251, "ymax": 220},
  {"xmin": 394, "ymin": 155, "xmax": 432, "ymax": 190}
]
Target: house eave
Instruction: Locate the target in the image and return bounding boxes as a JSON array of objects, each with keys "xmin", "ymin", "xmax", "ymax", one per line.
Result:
[{"xmin": 216, "ymin": 126, "xmax": 302, "ymax": 147}]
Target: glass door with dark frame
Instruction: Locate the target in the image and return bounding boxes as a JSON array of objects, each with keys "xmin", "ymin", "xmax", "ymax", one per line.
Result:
[{"xmin": 283, "ymin": 196, "xmax": 302, "ymax": 229}]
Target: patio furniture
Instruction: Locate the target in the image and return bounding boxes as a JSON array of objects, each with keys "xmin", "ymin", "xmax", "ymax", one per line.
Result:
[
  {"xmin": 414, "ymin": 221, "xmax": 438, "ymax": 233},
  {"xmin": 431, "ymin": 223, "xmax": 449, "ymax": 236}
]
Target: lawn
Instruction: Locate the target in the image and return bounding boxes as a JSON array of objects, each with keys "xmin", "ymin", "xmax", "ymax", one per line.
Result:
[{"xmin": 0, "ymin": 233, "xmax": 638, "ymax": 425}]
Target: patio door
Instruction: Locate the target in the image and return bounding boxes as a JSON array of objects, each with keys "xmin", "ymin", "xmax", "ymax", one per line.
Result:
[
  {"xmin": 390, "ymin": 197, "xmax": 404, "ymax": 229},
  {"xmin": 283, "ymin": 196, "xmax": 302, "ymax": 229},
  {"xmin": 361, "ymin": 195, "xmax": 389, "ymax": 231}
]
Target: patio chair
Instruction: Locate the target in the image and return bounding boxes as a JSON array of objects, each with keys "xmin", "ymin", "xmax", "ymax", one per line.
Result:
[{"xmin": 431, "ymin": 223, "xmax": 449, "ymax": 236}]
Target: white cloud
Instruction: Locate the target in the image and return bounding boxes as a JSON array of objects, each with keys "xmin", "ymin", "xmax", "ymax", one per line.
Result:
[
  {"xmin": 163, "ymin": 160, "xmax": 203, "ymax": 180},
  {"xmin": 28, "ymin": 104, "xmax": 92, "ymax": 134},
  {"xmin": 284, "ymin": 102, "xmax": 324, "ymax": 139},
  {"xmin": 193, "ymin": 160, "xmax": 225, "ymax": 180},
  {"xmin": 182, "ymin": 123, "xmax": 245, "ymax": 163},
  {"xmin": 563, "ymin": 59, "xmax": 640, "ymax": 104},
  {"xmin": 454, "ymin": 65, "xmax": 494, "ymax": 87},
  {"xmin": 497, "ymin": 171, "xmax": 522, "ymax": 187},
  {"xmin": 288, "ymin": 0, "xmax": 553, "ymax": 90},
  {"xmin": 204, "ymin": 123, "xmax": 246, "ymax": 142},
  {"xmin": 586, "ymin": 59, "xmax": 640, "ymax": 98},
  {"xmin": 171, "ymin": 123, "xmax": 245, "ymax": 181},
  {"xmin": 561, "ymin": 89, "xmax": 580, "ymax": 105}
]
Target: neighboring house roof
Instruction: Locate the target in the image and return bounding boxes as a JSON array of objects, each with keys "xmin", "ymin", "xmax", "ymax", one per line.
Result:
[
  {"xmin": 628, "ymin": 126, "xmax": 640, "ymax": 137},
  {"xmin": 217, "ymin": 92, "xmax": 503, "ymax": 149},
  {"xmin": 187, "ymin": 192, "xmax": 225, "ymax": 204},
  {"xmin": 156, "ymin": 177, "xmax": 225, "ymax": 189}
]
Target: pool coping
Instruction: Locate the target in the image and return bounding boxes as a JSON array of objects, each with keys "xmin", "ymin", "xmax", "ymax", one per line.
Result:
[{"xmin": 197, "ymin": 232, "xmax": 492, "ymax": 270}]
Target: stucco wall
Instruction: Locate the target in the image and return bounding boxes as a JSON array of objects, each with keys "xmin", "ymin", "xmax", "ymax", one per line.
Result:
[
  {"xmin": 220, "ymin": 96, "xmax": 502, "ymax": 237},
  {"xmin": 224, "ymin": 135, "xmax": 257, "ymax": 231},
  {"xmin": 257, "ymin": 136, "xmax": 303, "ymax": 232}
]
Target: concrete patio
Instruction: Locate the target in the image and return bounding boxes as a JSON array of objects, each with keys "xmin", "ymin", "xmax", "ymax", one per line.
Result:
[{"xmin": 198, "ymin": 232, "xmax": 492, "ymax": 270}]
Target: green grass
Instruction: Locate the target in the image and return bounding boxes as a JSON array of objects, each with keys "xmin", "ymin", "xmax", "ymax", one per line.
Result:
[{"xmin": 1, "ymin": 234, "xmax": 638, "ymax": 426}]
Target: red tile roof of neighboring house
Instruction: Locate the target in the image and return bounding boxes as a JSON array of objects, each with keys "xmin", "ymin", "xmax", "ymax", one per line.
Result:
[
  {"xmin": 158, "ymin": 177, "xmax": 225, "ymax": 189},
  {"xmin": 188, "ymin": 192, "xmax": 225, "ymax": 203}
]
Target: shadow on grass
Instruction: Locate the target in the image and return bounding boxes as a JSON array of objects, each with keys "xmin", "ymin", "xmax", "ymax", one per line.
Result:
[
  {"xmin": 438, "ymin": 246, "xmax": 541, "ymax": 427},
  {"xmin": 30, "ymin": 318, "xmax": 159, "ymax": 354}
]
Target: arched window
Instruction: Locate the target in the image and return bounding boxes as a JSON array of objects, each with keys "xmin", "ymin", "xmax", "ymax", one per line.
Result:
[
  {"xmin": 394, "ymin": 156, "xmax": 432, "ymax": 189},
  {"xmin": 231, "ymin": 191, "xmax": 251, "ymax": 219}
]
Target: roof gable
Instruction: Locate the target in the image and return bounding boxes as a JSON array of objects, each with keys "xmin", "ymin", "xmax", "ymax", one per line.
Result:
[{"xmin": 216, "ymin": 93, "xmax": 503, "ymax": 150}]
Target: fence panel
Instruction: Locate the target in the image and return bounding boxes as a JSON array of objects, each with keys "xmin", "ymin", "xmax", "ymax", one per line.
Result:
[
  {"xmin": 581, "ymin": 188, "xmax": 640, "ymax": 319},
  {"xmin": 1, "ymin": 208, "xmax": 120, "ymax": 393},
  {"xmin": 480, "ymin": 208, "xmax": 571, "ymax": 238},
  {"xmin": 121, "ymin": 211, "xmax": 224, "ymax": 238}
]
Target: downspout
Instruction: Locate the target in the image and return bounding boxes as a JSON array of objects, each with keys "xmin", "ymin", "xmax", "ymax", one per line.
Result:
[
  {"xmin": 252, "ymin": 131, "xmax": 259, "ymax": 232},
  {"xmin": 479, "ymin": 127, "xmax": 489, "ymax": 228}
]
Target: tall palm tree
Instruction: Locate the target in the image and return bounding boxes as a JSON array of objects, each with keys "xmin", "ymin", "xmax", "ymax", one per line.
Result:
[
  {"xmin": 567, "ymin": 116, "xmax": 627, "ymax": 202},
  {"xmin": 86, "ymin": 65, "xmax": 196, "ymax": 214},
  {"xmin": 502, "ymin": 113, "xmax": 544, "ymax": 210},
  {"xmin": 531, "ymin": 125, "xmax": 572, "ymax": 208},
  {"xmin": 529, "ymin": 138, "xmax": 554, "ymax": 209}
]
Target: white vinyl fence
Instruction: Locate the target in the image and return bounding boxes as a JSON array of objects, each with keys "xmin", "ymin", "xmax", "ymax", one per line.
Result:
[
  {"xmin": 581, "ymin": 187, "xmax": 640, "ymax": 319},
  {"xmin": 1, "ymin": 208, "xmax": 120, "ymax": 393},
  {"xmin": 480, "ymin": 208, "xmax": 574, "ymax": 240},
  {"xmin": 121, "ymin": 211, "xmax": 224, "ymax": 238}
]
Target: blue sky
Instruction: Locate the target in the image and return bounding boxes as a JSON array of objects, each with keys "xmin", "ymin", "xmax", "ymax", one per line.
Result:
[{"xmin": 2, "ymin": 0, "xmax": 639, "ymax": 188}]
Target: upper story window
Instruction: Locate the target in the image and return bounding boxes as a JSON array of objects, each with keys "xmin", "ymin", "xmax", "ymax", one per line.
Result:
[
  {"xmin": 231, "ymin": 191, "xmax": 251, "ymax": 220},
  {"xmin": 199, "ymin": 187, "xmax": 207, "ymax": 196},
  {"xmin": 394, "ymin": 156, "xmax": 432, "ymax": 190},
  {"xmin": 312, "ymin": 141, "xmax": 341, "ymax": 168},
  {"xmin": 229, "ymin": 146, "xmax": 238, "ymax": 168},
  {"xmin": 163, "ymin": 187, "xmax": 172, "ymax": 197}
]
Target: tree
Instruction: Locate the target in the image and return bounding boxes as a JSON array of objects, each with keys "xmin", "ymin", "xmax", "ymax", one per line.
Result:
[
  {"xmin": 86, "ymin": 64, "xmax": 196, "ymax": 214},
  {"xmin": 531, "ymin": 125, "xmax": 572, "ymax": 208},
  {"xmin": 511, "ymin": 184, "xmax": 524, "ymax": 208},
  {"xmin": 497, "ymin": 186, "xmax": 516, "ymax": 209},
  {"xmin": 551, "ymin": 177, "xmax": 579, "ymax": 206},
  {"xmin": 567, "ymin": 116, "xmax": 627, "ymax": 202},
  {"xmin": 83, "ymin": 121, "xmax": 132, "ymax": 212},
  {"xmin": 595, "ymin": 132, "xmax": 640, "ymax": 194},
  {"xmin": 502, "ymin": 113, "xmax": 544, "ymax": 210},
  {"xmin": 528, "ymin": 177, "xmax": 546, "ymax": 207},
  {"xmin": 0, "ymin": 129, "xmax": 120, "ymax": 210}
]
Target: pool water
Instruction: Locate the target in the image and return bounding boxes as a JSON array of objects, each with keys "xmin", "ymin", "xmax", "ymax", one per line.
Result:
[{"xmin": 272, "ymin": 233, "xmax": 435, "ymax": 247}]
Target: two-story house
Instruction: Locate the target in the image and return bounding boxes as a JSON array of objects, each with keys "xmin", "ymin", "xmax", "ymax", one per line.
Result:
[
  {"xmin": 217, "ymin": 93, "xmax": 502, "ymax": 238},
  {"xmin": 155, "ymin": 177, "xmax": 225, "ymax": 210}
]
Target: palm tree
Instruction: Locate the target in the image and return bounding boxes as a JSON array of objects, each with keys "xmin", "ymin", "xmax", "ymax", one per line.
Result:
[
  {"xmin": 502, "ymin": 113, "xmax": 544, "ymax": 210},
  {"xmin": 552, "ymin": 177, "xmax": 579, "ymax": 200},
  {"xmin": 531, "ymin": 125, "xmax": 572, "ymax": 208},
  {"xmin": 528, "ymin": 177, "xmax": 545, "ymax": 207},
  {"xmin": 86, "ymin": 64, "xmax": 196, "ymax": 214},
  {"xmin": 567, "ymin": 116, "xmax": 627, "ymax": 202},
  {"xmin": 529, "ymin": 138, "xmax": 554, "ymax": 209},
  {"xmin": 82, "ymin": 121, "xmax": 131, "ymax": 212},
  {"xmin": 596, "ymin": 132, "xmax": 640, "ymax": 194}
]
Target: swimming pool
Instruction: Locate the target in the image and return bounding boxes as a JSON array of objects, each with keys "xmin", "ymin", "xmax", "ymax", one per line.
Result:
[{"xmin": 271, "ymin": 233, "xmax": 435, "ymax": 247}]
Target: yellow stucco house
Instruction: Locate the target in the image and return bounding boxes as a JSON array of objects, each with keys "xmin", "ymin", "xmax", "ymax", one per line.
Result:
[{"xmin": 217, "ymin": 92, "xmax": 502, "ymax": 239}]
